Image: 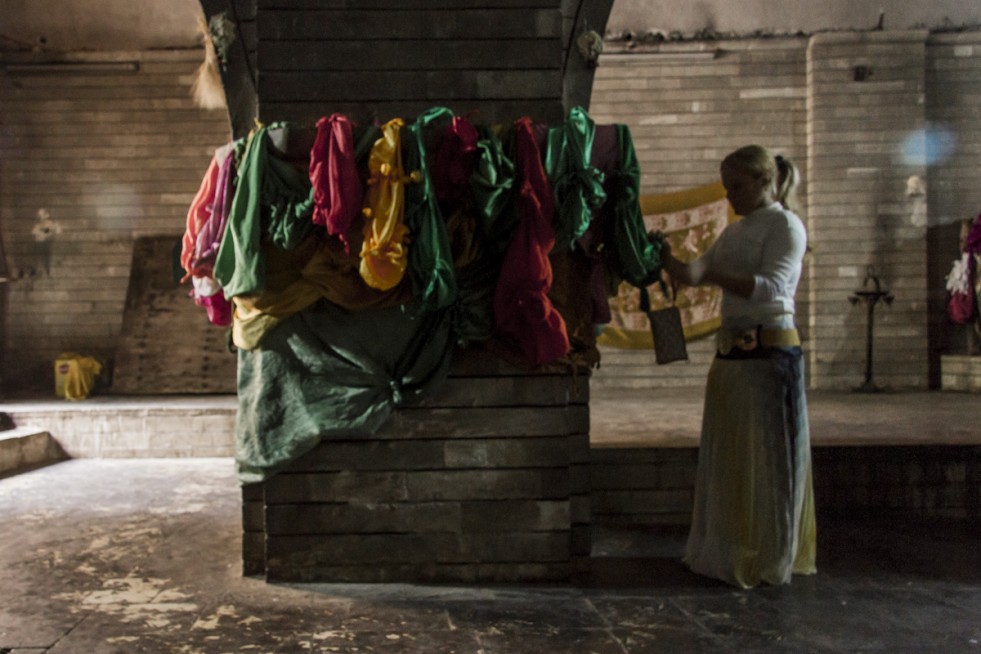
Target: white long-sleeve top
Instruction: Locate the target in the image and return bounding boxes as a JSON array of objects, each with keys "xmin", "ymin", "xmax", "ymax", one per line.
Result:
[{"xmin": 702, "ymin": 202, "xmax": 807, "ymax": 331}]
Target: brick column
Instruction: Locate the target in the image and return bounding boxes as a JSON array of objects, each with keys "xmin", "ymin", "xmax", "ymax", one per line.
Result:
[
  {"xmin": 243, "ymin": 352, "xmax": 591, "ymax": 583},
  {"xmin": 806, "ymin": 31, "xmax": 930, "ymax": 390}
]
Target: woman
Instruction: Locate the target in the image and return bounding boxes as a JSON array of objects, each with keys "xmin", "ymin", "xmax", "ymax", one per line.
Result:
[{"xmin": 661, "ymin": 145, "xmax": 817, "ymax": 588}]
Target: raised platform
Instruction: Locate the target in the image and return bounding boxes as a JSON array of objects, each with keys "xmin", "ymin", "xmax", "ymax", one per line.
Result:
[
  {"xmin": 588, "ymin": 386, "xmax": 981, "ymax": 448},
  {"xmin": 4, "ymin": 386, "xmax": 979, "ymax": 457},
  {"xmin": 941, "ymin": 354, "xmax": 981, "ymax": 392},
  {"xmin": 3, "ymin": 384, "xmax": 979, "ymax": 573},
  {"xmin": 1, "ymin": 395, "xmax": 238, "ymax": 458}
]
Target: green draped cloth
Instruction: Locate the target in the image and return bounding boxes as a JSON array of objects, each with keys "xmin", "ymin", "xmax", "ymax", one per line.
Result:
[
  {"xmin": 235, "ymin": 300, "xmax": 453, "ymax": 483},
  {"xmin": 546, "ymin": 106, "xmax": 607, "ymax": 253},
  {"xmin": 404, "ymin": 107, "xmax": 458, "ymax": 313},
  {"xmin": 447, "ymin": 124, "xmax": 517, "ymax": 345},
  {"xmin": 607, "ymin": 124, "xmax": 664, "ymax": 288},
  {"xmin": 214, "ymin": 124, "xmax": 316, "ymax": 297},
  {"xmin": 470, "ymin": 126, "xmax": 517, "ymax": 257}
]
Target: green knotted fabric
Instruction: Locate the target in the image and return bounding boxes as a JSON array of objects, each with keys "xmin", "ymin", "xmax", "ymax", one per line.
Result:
[
  {"xmin": 545, "ymin": 106, "xmax": 607, "ymax": 252},
  {"xmin": 214, "ymin": 123, "xmax": 315, "ymax": 297},
  {"xmin": 606, "ymin": 124, "xmax": 664, "ymax": 288},
  {"xmin": 235, "ymin": 299, "xmax": 454, "ymax": 483},
  {"xmin": 470, "ymin": 126, "xmax": 517, "ymax": 257},
  {"xmin": 403, "ymin": 107, "xmax": 458, "ymax": 313}
]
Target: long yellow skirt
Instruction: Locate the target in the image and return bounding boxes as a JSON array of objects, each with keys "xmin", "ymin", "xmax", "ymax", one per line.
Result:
[{"xmin": 683, "ymin": 349, "xmax": 817, "ymax": 588}]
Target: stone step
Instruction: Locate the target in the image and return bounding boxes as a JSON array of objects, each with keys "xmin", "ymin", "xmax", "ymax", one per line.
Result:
[
  {"xmin": 4, "ymin": 397, "xmax": 238, "ymax": 458},
  {"xmin": 0, "ymin": 426, "xmax": 67, "ymax": 476}
]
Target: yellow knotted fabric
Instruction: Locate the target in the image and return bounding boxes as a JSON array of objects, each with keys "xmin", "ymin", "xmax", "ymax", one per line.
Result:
[
  {"xmin": 230, "ymin": 233, "xmax": 414, "ymax": 350},
  {"xmin": 359, "ymin": 118, "xmax": 421, "ymax": 291}
]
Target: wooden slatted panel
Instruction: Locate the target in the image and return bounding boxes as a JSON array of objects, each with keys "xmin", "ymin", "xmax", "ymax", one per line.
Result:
[
  {"xmin": 112, "ymin": 236, "xmax": 237, "ymax": 394},
  {"xmin": 254, "ymin": 1, "xmax": 564, "ymax": 127},
  {"xmin": 257, "ymin": 8, "xmax": 560, "ymax": 39},
  {"xmin": 260, "ymin": 69, "xmax": 559, "ymax": 101}
]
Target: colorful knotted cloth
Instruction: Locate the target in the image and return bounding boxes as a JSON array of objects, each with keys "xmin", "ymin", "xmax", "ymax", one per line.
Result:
[
  {"xmin": 309, "ymin": 113, "xmax": 362, "ymax": 253},
  {"xmin": 359, "ymin": 118, "xmax": 415, "ymax": 291},
  {"xmin": 213, "ymin": 124, "xmax": 315, "ymax": 298},
  {"xmin": 492, "ymin": 117, "xmax": 570, "ymax": 366},
  {"xmin": 545, "ymin": 106, "xmax": 607, "ymax": 253},
  {"xmin": 404, "ymin": 107, "xmax": 458, "ymax": 312},
  {"xmin": 180, "ymin": 154, "xmax": 219, "ymax": 280}
]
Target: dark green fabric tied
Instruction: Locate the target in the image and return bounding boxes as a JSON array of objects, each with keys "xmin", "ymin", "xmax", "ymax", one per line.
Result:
[
  {"xmin": 388, "ymin": 379, "xmax": 403, "ymax": 404},
  {"xmin": 235, "ymin": 299, "xmax": 454, "ymax": 483},
  {"xmin": 403, "ymin": 107, "xmax": 459, "ymax": 313},
  {"xmin": 546, "ymin": 106, "xmax": 607, "ymax": 253},
  {"xmin": 606, "ymin": 124, "xmax": 664, "ymax": 289},
  {"xmin": 470, "ymin": 126, "xmax": 517, "ymax": 257},
  {"xmin": 214, "ymin": 122, "xmax": 316, "ymax": 297},
  {"xmin": 264, "ymin": 153, "xmax": 316, "ymax": 251}
]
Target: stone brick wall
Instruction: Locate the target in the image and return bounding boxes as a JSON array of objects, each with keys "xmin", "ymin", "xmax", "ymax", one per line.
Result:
[
  {"xmin": 591, "ymin": 444, "xmax": 981, "ymax": 528},
  {"xmin": 590, "ymin": 30, "xmax": 981, "ymax": 391},
  {"xmin": 0, "ymin": 51, "xmax": 231, "ymax": 391},
  {"xmin": 243, "ymin": 356, "xmax": 592, "ymax": 583},
  {"xmin": 926, "ymin": 33, "xmax": 981, "ymax": 382},
  {"xmin": 806, "ymin": 31, "xmax": 929, "ymax": 390},
  {"xmin": 2, "ymin": 30, "xmax": 980, "ymax": 392}
]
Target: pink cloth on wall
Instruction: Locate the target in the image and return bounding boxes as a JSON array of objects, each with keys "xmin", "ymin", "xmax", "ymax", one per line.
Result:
[
  {"xmin": 180, "ymin": 155, "xmax": 220, "ymax": 281},
  {"xmin": 492, "ymin": 117, "xmax": 570, "ymax": 366},
  {"xmin": 949, "ymin": 214, "xmax": 981, "ymax": 325},
  {"xmin": 309, "ymin": 113, "xmax": 363, "ymax": 254},
  {"xmin": 189, "ymin": 149, "xmax": 237, "ymax": 279},
  {"xmin": 191, "ymin": 276, "xmax": 232, "ymax": 327}
]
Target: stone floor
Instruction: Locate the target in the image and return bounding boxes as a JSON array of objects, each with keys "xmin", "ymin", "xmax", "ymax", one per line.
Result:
[{"xmin": 1, "ymin": 457, "xmax": 979, "ymax": 653}]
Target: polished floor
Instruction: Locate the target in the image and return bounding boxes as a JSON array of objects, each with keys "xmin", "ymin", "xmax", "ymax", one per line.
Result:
[{"xmin": 1, "ymin": 457, "xmax": 979, "ymax": 653}]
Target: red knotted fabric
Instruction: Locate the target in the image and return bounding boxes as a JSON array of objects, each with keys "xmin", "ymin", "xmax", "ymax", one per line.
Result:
[
  {"xmin": 309, "ymin": 113, "xmax": 363, "ymax": 253},
  {"xmin": 492, "ymin": 117, "xmax": 570, "ymax": 366},
  {"xmin": 431, "ymin": 115, "xmax": 479, "ymax": 208}
]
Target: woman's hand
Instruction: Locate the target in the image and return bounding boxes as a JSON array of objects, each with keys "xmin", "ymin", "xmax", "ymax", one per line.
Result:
[{"xmin": 656, "ymin": 232, "xmax": 702, "ymax": 286}]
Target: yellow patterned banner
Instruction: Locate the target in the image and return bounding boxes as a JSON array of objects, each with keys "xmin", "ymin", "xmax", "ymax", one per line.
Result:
[{"xmin": 598, "ymin": 181, "xmax": 735, "ymax": 349}]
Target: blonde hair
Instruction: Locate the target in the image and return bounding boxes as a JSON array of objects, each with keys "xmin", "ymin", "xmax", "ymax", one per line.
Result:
[{"xmin": 722, "ymin": 145, "xmax": 800, "ymax": 213}]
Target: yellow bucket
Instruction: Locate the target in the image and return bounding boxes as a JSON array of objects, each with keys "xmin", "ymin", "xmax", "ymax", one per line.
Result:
[{"xmin": 54, "ymin": 352, "xmax": 102, "ymax": 400}]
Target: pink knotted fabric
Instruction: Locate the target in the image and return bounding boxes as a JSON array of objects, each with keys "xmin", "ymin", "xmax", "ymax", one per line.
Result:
[
  {"xmin": 309, "ymin": 113, "xmax": 363, "ymax": 253},
  {"xmin": 492, "ymin": 117, "xmax": 570, "ymax": 366},
  {"xmin": 188, "ymin": 148, "xmax": 237, "ymax": 281},
  {"xmin": 180, "ymin": 155, "xmax": 220, "ymax": 280}
]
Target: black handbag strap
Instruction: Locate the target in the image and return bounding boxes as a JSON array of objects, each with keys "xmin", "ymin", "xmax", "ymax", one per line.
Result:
[{"xmin": 639, "ymin": 276, "xmax": 675, "ymax": 313}]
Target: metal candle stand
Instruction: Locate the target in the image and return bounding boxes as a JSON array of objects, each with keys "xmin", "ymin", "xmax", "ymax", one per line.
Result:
[{"xmin": 848, "ymin": 266, "xmax": 894, "ymax": 392}]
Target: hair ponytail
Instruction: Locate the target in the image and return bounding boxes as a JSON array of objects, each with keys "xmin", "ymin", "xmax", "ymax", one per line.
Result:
[{"xmin": 774, "ymin": 154, "xmax": 800, "ymax": 213}]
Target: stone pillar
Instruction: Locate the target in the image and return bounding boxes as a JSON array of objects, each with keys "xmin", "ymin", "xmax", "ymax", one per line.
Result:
[{"xmin": 243, "ymin": 351, "xmax": 591, "ymax": 583}]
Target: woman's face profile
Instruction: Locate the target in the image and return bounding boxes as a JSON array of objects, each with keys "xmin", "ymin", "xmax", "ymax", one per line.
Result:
[{"xmin": 721, "ymin": 163, "xmax": 769, "ymax": 217}]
